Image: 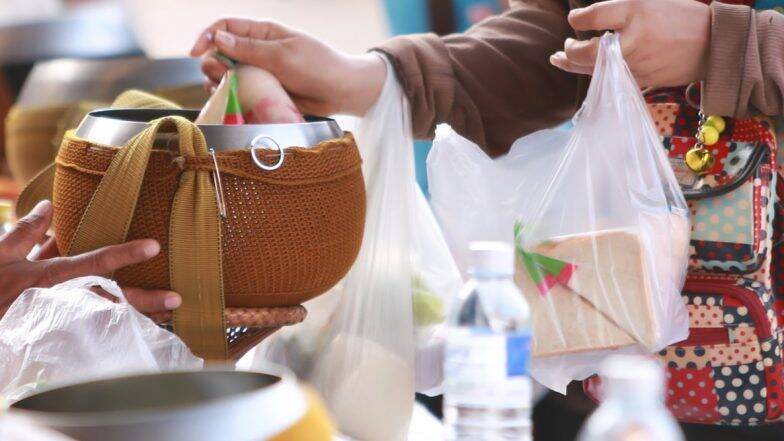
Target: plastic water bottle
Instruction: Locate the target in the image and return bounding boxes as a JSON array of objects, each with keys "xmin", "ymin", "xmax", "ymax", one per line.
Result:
[
  {"xmin": 578, "ymin": 355, "xmax": 685, "ymax": 441},
  {"xmin": 444, "ymin": 241, "xmax": 533, "ymax": 440}
]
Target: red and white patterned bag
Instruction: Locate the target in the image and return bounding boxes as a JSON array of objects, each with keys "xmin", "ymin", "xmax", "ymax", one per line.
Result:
[{"xmin": 585, "ymin": 85, "xmax": 784, "ymax": 425}]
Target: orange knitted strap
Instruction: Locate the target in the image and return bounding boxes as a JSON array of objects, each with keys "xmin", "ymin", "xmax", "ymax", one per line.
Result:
[
  {"xmin": 67, "ymin": 116, "xmax": 227, "ymax": 360},
  {"xmin": 167, "ymin": 117, "xmax": 228, "ymax": 360},
  {"xmin": 66, "ymin": 124, "xmax": 155, "ymax": 256}
]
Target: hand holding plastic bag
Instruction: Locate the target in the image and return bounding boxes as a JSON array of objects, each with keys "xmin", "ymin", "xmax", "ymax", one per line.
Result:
[
  {"xmin": 429, "ymin": 33, "xmax": 689, "ymax": 393},
  {"xmin": 0, "ymin": 276, "xmax": 202, "ymax": 403},
  {"xmin": 254, "ymin": 55, "xmax": 461, "ymax": 440}
]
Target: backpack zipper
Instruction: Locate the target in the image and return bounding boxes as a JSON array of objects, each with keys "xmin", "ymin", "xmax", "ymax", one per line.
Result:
[
  {"xmin": 678, "ymin": 327, "xmax": 729, "ymax": 346},
  {"xmin": 684, "ymin": 279, "xmax": 773, "ymax": 341}
]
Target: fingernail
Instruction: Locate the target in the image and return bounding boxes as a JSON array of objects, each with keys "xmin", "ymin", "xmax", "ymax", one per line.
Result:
[
  {"xmin": 164, "ymin": 293, "xmax": 182, "ymax": 310},
  {"xmin": 205, "ymin": 30, "xmax": 214, "ymax": 42},
  {"xmin": 30, "ymin": 200, "xmax": 52, "ymax": 218},
  {"xmin": 140, "ymin": 240, "xmax": 160, "ymax": 259},
  {"xmin": 22, "ymin": 200, "xmax": 52, "ymax": 225},
  {"xmin": 215, "ymin": 30, "xmax": 235, "ymax": 48}
]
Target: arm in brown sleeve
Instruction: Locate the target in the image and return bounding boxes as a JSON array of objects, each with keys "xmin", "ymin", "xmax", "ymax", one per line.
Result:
[
  {"xmin": 703, "ymin": 2, "xmax": 784, "ymax": 118},
  {"xmin": 373, "ymin": 0, "xmax": 580, "ymax": 157}
]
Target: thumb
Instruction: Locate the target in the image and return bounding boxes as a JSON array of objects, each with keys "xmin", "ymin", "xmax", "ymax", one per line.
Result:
[
  {"xmin": 568, "ymin": 0, "xmax": 631, "ymax": 32},
  {"xmin": 214, "ymin": 30, "xmax": 282, "ymax": 71},
  {"xmin": 0, "ymin": 200, "xmax": 52, "ymax": 265}
]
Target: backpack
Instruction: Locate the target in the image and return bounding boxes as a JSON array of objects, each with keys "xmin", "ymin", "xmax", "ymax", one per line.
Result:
[{"xmin": 584, "ymin": 86, "xmax": 784, "ymax": 425}]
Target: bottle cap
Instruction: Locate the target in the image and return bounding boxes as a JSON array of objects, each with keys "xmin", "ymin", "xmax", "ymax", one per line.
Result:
[
  {"xmin": 601, "ymin": 355, "xmax": 665, "ymax": 400},
  {"xmin": 468, "ymin": 241, "xmax": 515, "ymax": 276}
]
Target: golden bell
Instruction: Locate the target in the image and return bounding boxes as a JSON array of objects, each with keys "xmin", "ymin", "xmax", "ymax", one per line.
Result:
[
  {"xmin": 698, "ymin": 126, "xmax": 720, "ymax": 146},
  {"xmin": 685, "ymin": 147, "xmax": 714, "ymax": 174},
  {"xmin": 705, "ymin": 115, "xmax": 726, "ymax": 134}
]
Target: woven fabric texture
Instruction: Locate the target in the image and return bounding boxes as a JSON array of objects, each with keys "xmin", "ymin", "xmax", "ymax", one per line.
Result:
[
  {"xmin": 4, "ymin": 85, "xmax": 208, "ymax": 185},
  {"xmin": 53, "ymin": 131, "xmax": 366, "ymax": 308},
  {"xmin": 5, "ymin": 105, "xmax": 69, "ymax": 184}
]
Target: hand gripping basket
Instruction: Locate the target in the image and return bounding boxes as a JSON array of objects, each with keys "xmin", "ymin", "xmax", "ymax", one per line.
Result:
[{"xmin": 18, "ymin": 114, "xmax": 366, "ymax": 361}]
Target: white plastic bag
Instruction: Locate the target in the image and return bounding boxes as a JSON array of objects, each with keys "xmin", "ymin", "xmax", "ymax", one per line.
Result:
[
  {"xmin": 253, "ymin": 55, "xmax": 462, "ymax": 440},
  {"xmin": 429, "ymin": 33, "xmax": 689, "ymax": 393},
  {"xmin": 0, "ymin": 276, "xmax": 202, "ymax": 402}
]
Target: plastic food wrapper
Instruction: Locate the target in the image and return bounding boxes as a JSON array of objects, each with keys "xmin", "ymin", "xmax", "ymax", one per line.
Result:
[
  {"xmin": 252, "ymin": 55, "xmax": 462, "ymax": 440},
  {"xmin": 428, "ymin": 33, "xmax": 689, "ymax": 393},
  {"xmin": 0, "ymin": 277, "xmax": 203, "ymax": 403},
  {"xmin": 196, "ymin": 55, "xmax": 304, "ymax": 125}
]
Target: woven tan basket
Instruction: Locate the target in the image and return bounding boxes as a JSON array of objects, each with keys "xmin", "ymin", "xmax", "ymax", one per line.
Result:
[{"xmin": 18, "ymin": 100, "xmax": 365, "ymax": 360}]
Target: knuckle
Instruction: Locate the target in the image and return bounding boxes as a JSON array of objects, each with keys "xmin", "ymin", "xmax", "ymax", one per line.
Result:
[
  {"xmin": 89, "ymin": 250, "xmax": 117, "ymax": 274},
  {"xmin": 256, "ymin": 19, "xmax": 279, "ymax": 38},
  {"xmin": 213, "ymin": 17, "xmax": 230, "ymax": 31},
  {"xmin": 13, "ymin": 216, "xmax": 41, "ymax": 233},
  {"xmin": 36, "ymin": 261, "xmax": 58, "ymax": 287},
  {"xmin": 236, "ymin": 36, "xmax": 255, "ymax": 54},
  {"xmin": 124, "ymin": 290, "xmax": 147, "ymax": 309}
]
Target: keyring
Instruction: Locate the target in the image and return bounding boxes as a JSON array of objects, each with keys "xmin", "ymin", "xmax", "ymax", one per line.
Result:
[{"xmin": 249, "ymin": 135, "xmax": 284, "ymax": 171}]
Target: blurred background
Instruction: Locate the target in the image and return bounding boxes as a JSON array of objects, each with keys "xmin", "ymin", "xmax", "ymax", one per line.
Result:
[{"xmin": 0, "ymin": 0, "xmax": 509, "ymax": 197}]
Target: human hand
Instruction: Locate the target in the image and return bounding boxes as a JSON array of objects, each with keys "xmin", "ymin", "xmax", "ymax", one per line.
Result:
[
  {"xmin": 550, "ymin": 0, "xmax": 711, "ymax": 88},
  {"xmin": 0, "ymin": 201, "xmax": 180, "ymax": 323},
  {"xmin": 190, "ymin": 18, "xmax": 386, "ymax": 116}
]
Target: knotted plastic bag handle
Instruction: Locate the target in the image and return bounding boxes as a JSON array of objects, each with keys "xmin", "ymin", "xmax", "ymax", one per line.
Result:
[{"xmin": 53, "ymin": 276, "xmax": 127, "ymax": 303}]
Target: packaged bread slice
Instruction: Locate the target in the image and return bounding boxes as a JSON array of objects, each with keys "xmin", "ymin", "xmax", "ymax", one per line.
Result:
[
  {"xmin": 515, "ymin": 258, "xmax": 636, "ymax": 357},
  {"xmin": 533, "ymin": 229, "xmax": 659, "ymax": 350},
  {"xmin": 195, "ymin": 71, "xmax": 232, "ymax": 125}
]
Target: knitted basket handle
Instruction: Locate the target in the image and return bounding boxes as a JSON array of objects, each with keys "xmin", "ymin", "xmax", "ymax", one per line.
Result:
[
  {"xmin": 72, "ymin": 116, "xmax": 227, "ymax": 360},
  {"xmin": 16, "ymin": 162, "xmax": 55, "ymax": 218}
]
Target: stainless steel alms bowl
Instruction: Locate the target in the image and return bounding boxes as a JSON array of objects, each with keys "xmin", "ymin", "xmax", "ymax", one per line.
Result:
[
  {"xmin": 10, "ymin": 369, "xmax": 308, "ymax": 441},
  {"xmin": 75, "ymin": 108, "xmax": 344, "ymax": 152}
]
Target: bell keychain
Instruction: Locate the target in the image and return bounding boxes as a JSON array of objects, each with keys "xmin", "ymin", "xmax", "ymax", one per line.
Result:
[
  {"xmin": 684, "ymin": 113, "xmax": 726, "ymax": 175},
  {"xmin": 682, "ymin": 82, "xmax": 727, "ymax": 175}
]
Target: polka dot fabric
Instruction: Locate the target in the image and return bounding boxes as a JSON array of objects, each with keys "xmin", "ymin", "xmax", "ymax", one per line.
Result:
[
  {"xmin": 714, "ymin": 364, "xmax": 768, "ymax": 424},
  {"xmin": 585, "ymin": 87, "xmax": 784, "ymax": 426},
  {"xmin": 647, "ymin": 97, "xmax": 774, "ymax": 275},
  {"xmin": 666, "ymin": 367, "xmax": 720, "ymax": 423}
]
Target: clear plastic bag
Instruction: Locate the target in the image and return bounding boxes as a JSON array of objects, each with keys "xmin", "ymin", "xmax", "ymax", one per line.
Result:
[
  {"xmin": 253, "ymin": 55, "xmax": 462, "ymax": 440},
  {"xmin": 428, "ymin": 33, "xmax": 689, "ymax": 393},
  {"xmin": 0, "ymin": 276, "xmax": 203, "ymax": 403}
]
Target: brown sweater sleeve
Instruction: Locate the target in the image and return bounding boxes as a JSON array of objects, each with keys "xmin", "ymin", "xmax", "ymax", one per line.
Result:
[
  {"xmin": 704, "ymin": 2, "xmax": 784, "ymax": 117},
  {"xmin": 373, "ymin": 0, "xmax": 580, "ymax": 157}
]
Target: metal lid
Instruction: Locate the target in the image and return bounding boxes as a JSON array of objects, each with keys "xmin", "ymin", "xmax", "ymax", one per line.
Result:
[
  {"xmin": 10, "ymin": 369, "xmax": 308, "ymax": 441},
  {"xmin": 75, "ymin": 108, "xmax": 343, "ymax": 152},
  {"xmin": 17, "ymin": 57, "xmax": 201, "ymax": 107}
]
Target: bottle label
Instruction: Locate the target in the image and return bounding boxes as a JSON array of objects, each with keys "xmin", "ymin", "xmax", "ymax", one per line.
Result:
[
  {"xmin": 445, "ymin": 329, "xmax": 531, "ymax": 380},
  {"xmin": 506, "ymin": 333, "xmax": 531, "ymax": 377}
]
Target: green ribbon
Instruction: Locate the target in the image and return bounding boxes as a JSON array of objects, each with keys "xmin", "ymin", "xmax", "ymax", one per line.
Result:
[{"xmin": 514, "ymin": 220, "xmax": 577, "ymax": 296}]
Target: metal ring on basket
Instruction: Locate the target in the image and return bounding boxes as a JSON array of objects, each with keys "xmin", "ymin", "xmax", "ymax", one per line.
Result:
[{"xmin": 249, "ymin": 135, "xmax": 285, "ymax": 171}]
